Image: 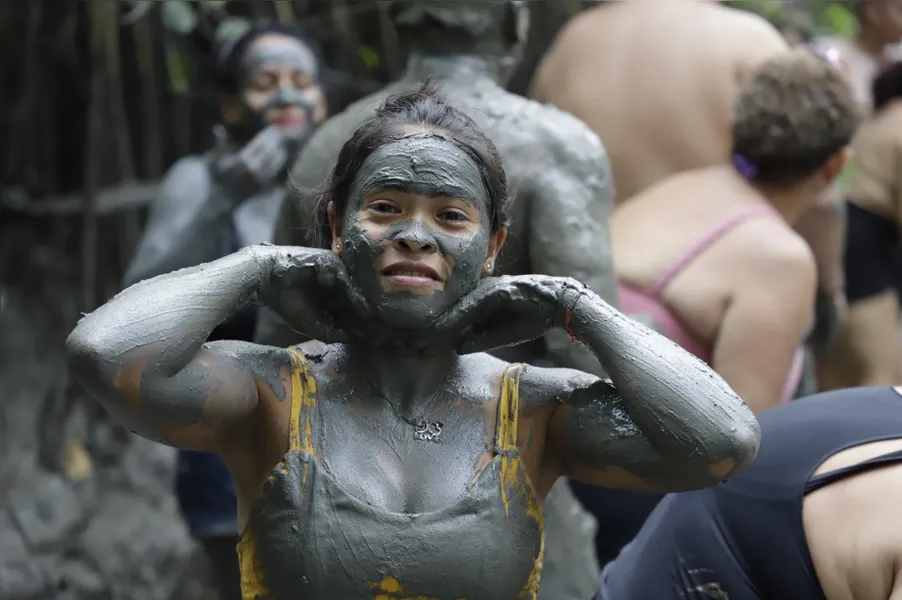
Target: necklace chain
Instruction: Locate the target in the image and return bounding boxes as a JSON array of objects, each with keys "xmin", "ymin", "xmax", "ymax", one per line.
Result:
[{"xmin": 361, "ymin": 367, "xmax": 452, "ymax": 443}]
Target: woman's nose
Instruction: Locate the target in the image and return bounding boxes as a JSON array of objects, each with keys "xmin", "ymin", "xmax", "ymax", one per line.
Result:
[{"xmin": 389, "ymin": 221, "xmax": 437, "ymax": 253}]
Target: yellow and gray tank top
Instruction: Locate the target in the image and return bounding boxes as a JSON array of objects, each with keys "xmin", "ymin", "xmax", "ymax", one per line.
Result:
[{"xmin": 238, "ymin": 348, "xmax": 545, "ymax": 599}]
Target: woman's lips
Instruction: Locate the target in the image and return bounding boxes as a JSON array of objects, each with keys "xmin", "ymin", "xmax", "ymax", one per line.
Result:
[
  {"xmin": 381, "ymin": 262, "xmax": 444, "ymax": 290},
  {"xmin": 383, "ymin": 273, "xmax": 441, "ymax": 289},
  {"xmin": 274, "ymin": 115, "xmax": 303, "ymax": 127}
]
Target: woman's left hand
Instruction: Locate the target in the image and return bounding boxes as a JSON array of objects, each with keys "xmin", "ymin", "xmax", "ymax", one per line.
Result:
[{"xmin": 432, "ymin": 275, "xmax": 574, "ymax": 354}]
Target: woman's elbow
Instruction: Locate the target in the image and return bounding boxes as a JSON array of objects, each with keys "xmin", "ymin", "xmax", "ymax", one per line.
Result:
[
  {"xmin": 712, "ymin": 410, "xmax": 761, "ymax": 478},
  {"xmin": 66, "ymin": 324, "xmax": 116, "ymax": 393}
]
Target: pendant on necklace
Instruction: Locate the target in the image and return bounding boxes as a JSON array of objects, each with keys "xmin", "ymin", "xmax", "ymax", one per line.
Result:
[{"xmin": 413, "ymin": 420, "xmax": 443, "ymax": 443}]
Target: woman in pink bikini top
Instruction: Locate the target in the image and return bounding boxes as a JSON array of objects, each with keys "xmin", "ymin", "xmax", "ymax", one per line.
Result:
[{"xmin": 611, "ymin": 48, "xmax": 859, "ymax": 414}]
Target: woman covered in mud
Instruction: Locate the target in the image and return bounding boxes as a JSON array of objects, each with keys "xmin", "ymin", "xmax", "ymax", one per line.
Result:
[{"xmin": 67, "ymin": 84, "xmax": 759, "ymax": 600}]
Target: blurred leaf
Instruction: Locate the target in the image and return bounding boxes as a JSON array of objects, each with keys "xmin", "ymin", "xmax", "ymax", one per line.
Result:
[
  {"xmin": 161, "ymin": 0, "xmax": 197, "ymax": 36},
  {"xmin": 357, "ymin": 45, "xmax": 380, "ymax": 70},
  {"xmin": 215, "ymin": 17, "xmax": 251, "ymax": 46},
  {"xmin": 164, "ymin": 44, "xmax": 191, "ymax": 93},
  {"xmin": 821, "ymin": 4, "xmax": 857, "ymax": 37}
]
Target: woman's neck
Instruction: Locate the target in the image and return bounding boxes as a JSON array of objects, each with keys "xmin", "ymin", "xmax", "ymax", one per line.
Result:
[
  {"xmin": 751, "ymin": 180, "xmax": 816, "ymax": 226},
  {"xmin": 343, "ymin": 340, "xmax": 460, "ymax": 413},
  {"xmin": 718, "ymin": 165, "xmax": 814, "ymax": 225}
]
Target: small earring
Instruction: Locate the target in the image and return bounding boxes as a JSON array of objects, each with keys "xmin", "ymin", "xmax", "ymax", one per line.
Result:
[
  {"xmin": 335, "ymin": 242, "xmax": 341, "ymax": 254},
  {"xmin": 485, "ymin": 259, "xmax": 494, "ymax": 272}
]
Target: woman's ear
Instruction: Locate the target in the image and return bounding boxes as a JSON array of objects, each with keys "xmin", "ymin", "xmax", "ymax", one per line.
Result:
[
  {"xmin": 328, "ymin": 201, "xmax": 342, "ymax": 254},
  {"xmin": 483, "ymin": 227, "xmax": 508, "ymax": 275},
  {"xmin": 219, "ymin": 93, "xmax": 244, "ymax": 126}
]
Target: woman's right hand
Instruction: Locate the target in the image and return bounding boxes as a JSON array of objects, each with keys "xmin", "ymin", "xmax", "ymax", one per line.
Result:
[
  {"xmin": 210, "ymin": 125, "xmax": 290, "ymax": 201},
  {"xmin": 256, "ymin": 245, "xmax": 377, "ymax": 344}
]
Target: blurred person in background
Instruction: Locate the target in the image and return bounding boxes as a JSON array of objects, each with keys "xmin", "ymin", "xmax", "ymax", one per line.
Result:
[
  {"xmin": 813, "ymin": 0, "xmax": 902, "ymax": 112},
  {"xmin": 532, "ymin": 0, "xmax": 849, "ymax": 376},
  {"xmin": 613, "ymin": 49, "xmax": 857, "ymax": 415},
  {"xmin": 821, "ymin": 62, "xmax": 902, "ymax": 389},
  {"xmin": 121, "ymin": 20, "xmax": 327, "ymax": 600},
  {"xmin": 813, "ymin": 1, "xmax": 902, "ymax": 390},
  {"xmin": 575, "ymin": 48, "xmax": 859, "ymax": 568}
]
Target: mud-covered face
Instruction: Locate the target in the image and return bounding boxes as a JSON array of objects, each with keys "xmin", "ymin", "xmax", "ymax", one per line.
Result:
[
  {"xmin": 336, "ymin": 135, "xmax": 494, "ymax": 329},
  {"xmin": 238, "ymin": 33, "xmax": 326, "ymax": 145}
]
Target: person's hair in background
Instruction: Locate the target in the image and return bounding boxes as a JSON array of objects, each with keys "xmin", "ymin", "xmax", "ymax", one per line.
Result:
[
  {"xmin": 213, "ymin": 20, "xmax": 324, "ymax": 93},
  {"xmin": 732, "ymin": 48, "xmax": 860, "ymax": 187},
  {"xmin": 872, "ymin": 60, "xmax": 902, "ymax": 111},
  {"xmin": 309, "ymin": 82, "xmax": 511, "ymax": 249}
]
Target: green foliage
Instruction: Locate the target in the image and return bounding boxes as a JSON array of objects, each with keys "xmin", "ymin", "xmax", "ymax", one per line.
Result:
[
  {"xmin": 821, "ymin": 3, "xmax": 857, "ymax": 37},
  {"xmin": 357, "ymin": 45, "xmax": 380, "ymax": 71},
  {"xmin": 729, "ymin": 0, "xmax": 857, "ymax": 37}
]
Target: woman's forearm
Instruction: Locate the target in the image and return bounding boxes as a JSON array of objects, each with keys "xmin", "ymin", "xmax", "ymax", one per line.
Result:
[
  {"xmin": 559, "ymin": 284, "xmax": 761, "ymax": 478},
  {"xmin": 69, "ymin": 246, "xmax": 271, "ymax": 386}
]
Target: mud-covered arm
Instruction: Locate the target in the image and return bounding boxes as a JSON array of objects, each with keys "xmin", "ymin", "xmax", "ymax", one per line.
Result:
[
  {"xmin": 527, "ymin": 121, "xmax": 618, "ymax": 376},
  {"xmin": 67, "ymin": 246, "xmax": 286, "ymax": 451},
  {"xmin": 539, "ymin": 284, "xmax": 760, "ymax": 492},
  {"xmin": 123, "ymin": 157, "xmax": 239, "ymax": 287}
]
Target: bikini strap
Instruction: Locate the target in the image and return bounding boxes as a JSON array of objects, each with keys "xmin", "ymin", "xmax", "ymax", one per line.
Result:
[
  {"xmin": 648, "ymin": 204, "xmax": 778, "ymax": 296},
  {"xmin": 286, "ymin": 347, "xmax": 319, "ymax": 455},
  {"xmin": 806, "ymin": 448, "xmax": 902, "ymax": 494},
  {"xmin": 496, "ymin": 363, "xmax": 525, "ymax": 452}
]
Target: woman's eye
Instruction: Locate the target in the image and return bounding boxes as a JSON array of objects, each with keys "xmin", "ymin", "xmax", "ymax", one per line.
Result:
[
  {"xmin": 293, "ymin": 73, "xmax": 315, "ymax": 89},
  {"xmin": 438, "ymin": 210, "xmax": 469, "ymax": 223},
  {"xmin": 369, "ymin": 202, "xmax": 400, "ymax": 214},
  {"xmin": 248, "ymin": 73, "xmax": 277, "ymax": 91}
]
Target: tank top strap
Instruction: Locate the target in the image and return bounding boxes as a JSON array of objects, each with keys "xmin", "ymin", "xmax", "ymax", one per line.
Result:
[
  {"xmin": 286, "ymin": 346, "xmax": 319, "ymax": 455},
  {"xmin": 495, "ymin": 363, "xmax": 525, "ymax": 452},
  {"xmin": 805, "ymin": 447, "xmax": 902, "ymax": 494},
  {"xmin": 648, "ymin": 204, "xmax": 779, "ymax": 296}
]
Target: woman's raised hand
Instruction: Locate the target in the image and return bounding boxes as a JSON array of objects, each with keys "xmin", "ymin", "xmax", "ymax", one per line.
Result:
[
  {"xmin": 256, "ymin": 245, "xmax": 377, "ymax": 344},
  {"xmin": 432, "ymin": 275, "xmax": 576, "ymax": 355}
]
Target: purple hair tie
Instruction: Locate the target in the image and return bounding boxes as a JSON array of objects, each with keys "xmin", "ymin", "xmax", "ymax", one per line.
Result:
[
  {"xmin": 804, "ymin": 43, "xmax": 843, "ymax": 70},
  {"xmin": 732, "ymin": 154, "xmax": 758, "ymax": 180}
]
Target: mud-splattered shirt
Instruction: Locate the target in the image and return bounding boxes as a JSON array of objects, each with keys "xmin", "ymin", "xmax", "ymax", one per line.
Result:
[{"xmin": 238, "ymin": 349, "xmax": 544, "ymax": 599}]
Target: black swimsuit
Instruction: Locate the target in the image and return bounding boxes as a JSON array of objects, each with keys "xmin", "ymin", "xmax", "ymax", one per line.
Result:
[
  {"xmin": 597, "ymin": 386, "xmax": 902, "ymax": 600},
  {"xmin": 844, "ymin": 202, "xmax": 902, "ymax": 303}
]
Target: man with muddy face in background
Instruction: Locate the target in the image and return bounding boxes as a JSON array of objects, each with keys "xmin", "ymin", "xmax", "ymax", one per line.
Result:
[{"xmin": 253, "ymin": 1, "xmax": 615, "ymax": 597}]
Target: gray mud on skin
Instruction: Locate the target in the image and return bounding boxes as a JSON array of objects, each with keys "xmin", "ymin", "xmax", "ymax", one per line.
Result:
[
  {"xmin": 255, "ymin": 2, "xmax": 617, "ymax": 597},
  {"xmin": 343, "ymin": 137, "xmax": 492, "ymax": 327},
  {"xmin": 236, "ymin": 37, "xmax": 321, "ymax": 146}
]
